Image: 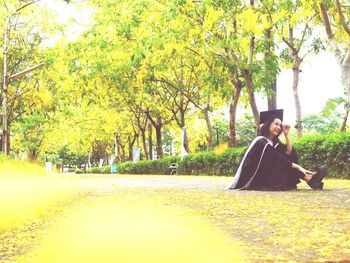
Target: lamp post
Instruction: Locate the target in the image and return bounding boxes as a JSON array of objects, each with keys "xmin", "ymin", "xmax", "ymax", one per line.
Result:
[
  {"xmin": 1, "ymin": 27, "xmax": 8, "ymax": 155},
  {"xmin": 1, "ymin": 29, "xmax": 44, "ymax": 155},
  {"xmin": 1, "ymin": 0, "xmax": 46, "ymax": 155}
]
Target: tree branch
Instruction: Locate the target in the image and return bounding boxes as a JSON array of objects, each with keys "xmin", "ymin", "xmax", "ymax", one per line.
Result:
[
  {"xmin": 247, "ymin": 36, "xmax": 255, "ymax": 65},
  {"xmin": 143, "ymin": 108, "xmax": 158, "ymax": 128},
  {"xmin": 319, "ymin": 2, "xmax": 343, "ymax": 65},
  {"xmin": 320, "ymin": 2, "xmax": 334, "ymax": 38},
  {"xmin": 15, "ymin": 1, "xmax": 41, "ymax": 13},
  {"xmin": 336, "ymin": 0, "xmax": 350, "ymax": 37},
  {"xmin": 296, "ymin": 24, "xmax": 309, "ymax": 54},
  {"xmin": 282, "ymin": 34, "xmax": 297, "ymax": 54},
  {"xmin": 186, "ymin": 47, "xmax": 211, "ymax": 69}
]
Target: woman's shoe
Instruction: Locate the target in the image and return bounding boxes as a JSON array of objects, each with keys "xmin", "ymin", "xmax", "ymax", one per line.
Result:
[
  {"xmin": 307, "ymin": 166, "xmax": 327, "ymax": 190},
  {"xmin": 307, "ymin": 180, "xmax": 324, "ymax": 190},
  {"xmin": 314, "ymin": 166, "xmax": 327, "ymax": 182}
]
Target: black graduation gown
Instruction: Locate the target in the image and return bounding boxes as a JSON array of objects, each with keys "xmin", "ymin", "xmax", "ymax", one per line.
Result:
[{"xmin": 225, "ymin": 136, "xmax": 304, "ymax": 191}]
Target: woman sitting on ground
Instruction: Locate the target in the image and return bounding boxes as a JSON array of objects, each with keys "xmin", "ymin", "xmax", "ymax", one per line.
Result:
[{"xmin": 225, "ymin": 109, "xmax": 326, "ymax": 191}]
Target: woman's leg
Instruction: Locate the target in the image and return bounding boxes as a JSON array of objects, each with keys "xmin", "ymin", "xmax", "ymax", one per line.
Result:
[{"xmin": 282, "ymin": 148, "xmax": 303, "ymax": 189}]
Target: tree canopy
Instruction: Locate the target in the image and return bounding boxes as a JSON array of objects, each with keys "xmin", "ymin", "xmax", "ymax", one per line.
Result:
[{"xmin": 1, "ymin": 0, "xmax": 349, "ymax": 165}]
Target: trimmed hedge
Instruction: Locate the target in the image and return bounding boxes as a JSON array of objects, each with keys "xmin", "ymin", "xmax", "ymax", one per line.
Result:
[
  {"xmin": 117, "ymin": 156, "xmax": 180, "ymax": 175},
  {"xmin": 76, "ymin": 165, "xmax": 112, "ymax": 174},
  {"xmin": 179, "ymin": 147, "xmax": 246, "ymax": 175},
  {"xmin": 75, "ymin": 132, "xmax": 350, "ymax": 179},
  {"xmin": 294, "ymin": 132, "xmax": 350, "ymax": 178}
]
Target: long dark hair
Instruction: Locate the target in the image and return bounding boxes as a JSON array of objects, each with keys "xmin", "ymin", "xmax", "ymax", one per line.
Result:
[{"xmin": 258, "ymin": 118, "xmax": 282, "ymax": 145}]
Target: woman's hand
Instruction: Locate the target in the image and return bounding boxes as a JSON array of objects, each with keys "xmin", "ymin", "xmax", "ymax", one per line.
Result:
[
  {"xmin": 282, "ymin": 124, "xmax": 291, "ymax": 136},
  {"xmin": 283, "ymin": 124, "xmax": 292, "ymax": 155},
  {"xmin": 298, "ymin": 167, "xmax": 315, "ymax": 182}
]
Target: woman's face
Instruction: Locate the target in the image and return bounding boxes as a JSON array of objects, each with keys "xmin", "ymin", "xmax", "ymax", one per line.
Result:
[{"xmin": 269, "ymin": 118, "xmax": 282, "ymax": 138}]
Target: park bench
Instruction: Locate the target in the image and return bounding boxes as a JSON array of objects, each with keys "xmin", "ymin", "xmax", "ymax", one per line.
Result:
[{"xmin": 169, "ymin": 163, "xmax": 177, "ymax": 175}]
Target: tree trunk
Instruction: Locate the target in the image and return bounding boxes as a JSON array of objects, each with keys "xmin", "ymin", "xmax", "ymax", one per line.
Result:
[
  {"xmin": 128, "ymin": 145, "xmax": 133, "ymax": 161},
  {"xmin": 229, "ymin": 83, "xmax": 242, "ymax": 147},
  {"xmin": 28, "ymin": 150, "xmax": 38, "ymax": 162},
  {"xmin": 148, "ymin": 123, "xmax": 153, "ymax": 160},
  {"xmin": 88, "ymin": 152, "xmax": 92, "ymax": 169},
  {"xmin": 140, "ymin": 128, "xmax": 148, "ymax": 160},
  {"xmin": 128, "ymin": 134, "xmax": 137, "ymax": 161},
  {"xmin": 119, "ymin": 143, "xmax": 126, "ymax": 162},
  {"xmin": 292, "ymin": 58, "xmax": 303, "ymax": 138},
  {"xmin": 128, "ymin": 139, "xmax": 133, "ymax": 161},
  {"xmin": 115, "ymin": 137, "xmax": 126, "ymax": 163},
  {"xmin": 202, "ymin": 108, "xmax": 212, "ymax": 150},
  {"xmin": 320, "ymin": 3, "xmax": 350, "ymax": 130},
  {"xmin": 267, "ymin": 79, "xmax": 277, "ymax": 110},
  {"xmin": 180, "ymin": 110, "xmax": 190, "ymax": 153},
  {"xmin": 243, "ymin": 70, "xmax": 260, "ymax": 131},
  {"xmin": 5, "ymin": 131, "xmax": 10, "ymax": 156},
  {"xmin": 265, "ymin": 28, "xmax": 277, "ymax": 110},
  {"xmin": 155, "ymin": 125, "xmax": 163, "ymax": 158},
  {"xmin": 340, "ymin": 103, "xmax": 349, "ymax": 131},
  {"xmin": 340, "ymin": 54, "xmax": 350, "ymax": 131},
  {"xmin": 244, "ymin": 34, "xmax": 259, "ymax": 130},
  {"xmin": 144, "ymin": 111, "xmax": 165, "ymax": 159},
  {"xmin": 114, "ymin": 133, "xmax": 120, "ymax": 163}
]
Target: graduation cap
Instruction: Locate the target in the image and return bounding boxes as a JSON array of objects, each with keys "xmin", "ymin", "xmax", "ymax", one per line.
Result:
[{"xmin": 259, "ymin": 109, "xmax": 283, "ymax": 124}]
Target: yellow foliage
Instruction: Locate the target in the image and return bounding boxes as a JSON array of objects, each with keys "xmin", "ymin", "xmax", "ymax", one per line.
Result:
[
  {"xmin": 290, "ymin": 12, "xmax": 302, "ymax": 27},
  {"xmin": 39, "ymin": 89, "xmax": 53, "ymax": 108},
  {"xmin": 239, "ymin": 37, "xmax": 251, "ymax": 53},
  {"xmin": 271, "ymin": 9, "xmax": 288, "ymax": 24},
  {"xmin": 189, "ymin": 27, "xmax": 201, "ymax": 39},
  {"xmin": 239, "ymin": 8, "xmax": 263, "ymax": 36},
  {"xmin": 214, "ymin": 143, "xmax": 228, "ymax": 155},
  {"xmin": 203, "ymin": 7, "xmax": 222, "ymax": 31}
]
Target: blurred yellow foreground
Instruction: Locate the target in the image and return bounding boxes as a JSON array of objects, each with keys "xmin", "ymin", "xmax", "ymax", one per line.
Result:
[
  {"xmin": 0, "ymin": 161, "xmax": 243, "ymax": 262},
  {"xmin": 0, "ymin": 161, "xmax": 92, "ymax": 232}
]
